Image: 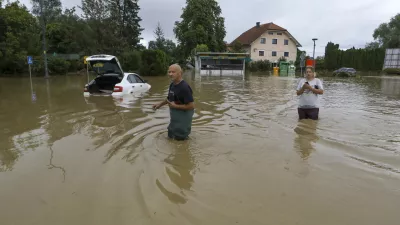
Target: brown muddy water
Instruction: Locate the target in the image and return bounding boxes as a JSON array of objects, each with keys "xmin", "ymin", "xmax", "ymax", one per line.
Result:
[{"xmin": 1, "ymin": 73, "xmax": 400, "ymax": 225}]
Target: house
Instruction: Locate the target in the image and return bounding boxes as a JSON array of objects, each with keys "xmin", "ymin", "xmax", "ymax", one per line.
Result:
[{"xmin": 229, "ymin": 22, "xmax": 302, "ymax": 62}]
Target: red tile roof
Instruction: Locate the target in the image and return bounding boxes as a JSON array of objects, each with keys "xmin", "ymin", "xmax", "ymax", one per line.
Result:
[{"xmin": 230, "ymin": 22, "xmax": 301, "ymax": 47}]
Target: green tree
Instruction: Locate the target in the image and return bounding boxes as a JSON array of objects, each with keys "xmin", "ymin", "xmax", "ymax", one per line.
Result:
[
  {"xmin": 229, "ymin": 40, "xmax": 245, "ymax": 53},
  {"xmin": 31, "ymin": 0, "xmax": 62, "ymax": 24},
  {"xmin": 365, "ymin": 41, "xmax": 380, "ymax": 50},
  {"xmin": 373, "ymin": 13, "xmax": 400, "ymax": 48},
  {"xmin": 80, "ymin": 0, "xmax": 122, "ymax": 54},
  {"xmin": 107, "ymin": 0, "xmax": 143, "ymax": 48},
  {"xmin": 148, "ymin": 23, "xmax": 177, "ymax": 64},
  {"xmin": 324, "ymin": 42, "xmax": 340, "ymax": 70},
  {"xmin": 140, "ymin": 49, "xmax": 168, "ymax": 76},
  {"xmin": 148, "ymin": 22, "xmax": 166, "ymax": 50},
  {"xmin": 195, "ymin": 44, "xmax": 209, "ymax": 52},
  {"xmin": 0, "ymin": 2, "xmax": 40, "ymax": 74},
  {"xmin": 173, "ymin": 0, "xmax": 226, "ymax": 59},
  {"xmin": 324, "ymin": 42, "xmax": 385, "ymax": 71}
]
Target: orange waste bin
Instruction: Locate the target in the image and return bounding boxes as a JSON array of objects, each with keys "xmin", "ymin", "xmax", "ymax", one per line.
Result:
[{"xmin": 306, "ymin": 59, "xmax": 314, "ymax": 67}]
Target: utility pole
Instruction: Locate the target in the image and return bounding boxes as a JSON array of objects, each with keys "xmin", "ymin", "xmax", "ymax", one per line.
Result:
[
  {"xmin": 312, "ymin": 38, "xmax": 318, "ymax": 69},
  {"xmin": 40, "ymin": 0, "xmax": 49, "ymax": 78}
]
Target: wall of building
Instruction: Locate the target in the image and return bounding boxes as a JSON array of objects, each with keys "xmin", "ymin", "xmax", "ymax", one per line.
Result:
[{"xmin": 249, "ymin": 31, "xmax": 298, "ymax": 62}]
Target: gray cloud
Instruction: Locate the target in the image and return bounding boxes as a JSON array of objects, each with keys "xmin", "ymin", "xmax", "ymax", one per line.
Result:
[{"xmin": 17, "ymin": 0, "xmax": 400, "ymax": 56}]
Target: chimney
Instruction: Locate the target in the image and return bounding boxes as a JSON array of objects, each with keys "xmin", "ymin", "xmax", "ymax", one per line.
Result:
[{"xmin": 256, "ymin": 22, "xmax": 260, "ymax": 28}]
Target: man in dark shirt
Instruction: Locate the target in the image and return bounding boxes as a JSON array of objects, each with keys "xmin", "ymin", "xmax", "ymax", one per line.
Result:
[{"xmin": 153, "ymin": 64, "xmax": 195, "ymax": 140}]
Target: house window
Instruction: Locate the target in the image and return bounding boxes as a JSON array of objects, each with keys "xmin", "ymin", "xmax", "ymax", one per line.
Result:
[
  {"xmin": 284, "ymin": 52, "xmax": 289, "ymax": 57},
  {"xmin": 284, "ymin": 39, "xmax": 289, "ymax": 45},
  {"xmin": 277, "ymin": 32, "xmax": 282, "ymax": 35},
  {"xmin": 259, "ymin": 51, "xmax": 265, "ymax": 56},
  {"xmin": 272, "ymin": 39, "xmax": 277, "ymax": 44},
  {"xmin": 268, "ymin": 32, "xmax": 273, "ymax": 35},
  {"xmin": 260, "ymin": 38, "xmax": 266, "ymax": 44},
  {"xmin": 272, "ymin": 51, "xmax": 277, "ymax": 57}
]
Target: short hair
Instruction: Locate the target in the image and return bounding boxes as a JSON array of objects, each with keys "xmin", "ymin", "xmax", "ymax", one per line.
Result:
[{"xmin": 169, "ymin": 63, "xmax": 182, "ymax": 73}]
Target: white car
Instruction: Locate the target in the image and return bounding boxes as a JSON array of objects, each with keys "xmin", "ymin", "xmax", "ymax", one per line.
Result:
[{"xmin": 83, "ymin": 54, "xmax": 151, "ymax": 97}]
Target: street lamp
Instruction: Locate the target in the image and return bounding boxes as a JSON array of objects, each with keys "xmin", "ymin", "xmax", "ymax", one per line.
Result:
[{"xmin": 312, "ymin": 38, "xmax": 318, "ymax": 69}]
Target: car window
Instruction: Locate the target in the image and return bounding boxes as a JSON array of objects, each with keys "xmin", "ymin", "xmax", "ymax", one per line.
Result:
[
  {"xmin": 134, "ymin": 75, "xmax": 144, "ymax": 83},
  {"xmin": 127, "ymin": 74, "xmax": 138, "ymax": 83}
]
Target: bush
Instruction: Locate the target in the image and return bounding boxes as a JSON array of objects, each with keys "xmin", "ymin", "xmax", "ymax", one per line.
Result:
[
  {"xmin": 139, "ymin": 49, "xmax": 168, "ymax": 76},
  {"xmin": 48, "ymin": 57, "xmax": 70, "ymax": 75},
  {"xmin": 246, "ymin": 60, "xmax": 271, "ymax": 72},
  {"xmin": 31, "ymin": 56, "xmax": 72, "ymax": 75},
  {"xmin": 120, "ymin": 50, "xmax": 141, "ymax": 73},
  {"xmin": 68, "ymin": 59, "xmax": 85, "ymax": 72}
]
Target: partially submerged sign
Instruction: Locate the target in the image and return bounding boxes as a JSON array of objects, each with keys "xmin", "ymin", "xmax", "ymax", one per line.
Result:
[{"xmin": 27, "ymin": 56, "xmax": 33, "ymax": 65}]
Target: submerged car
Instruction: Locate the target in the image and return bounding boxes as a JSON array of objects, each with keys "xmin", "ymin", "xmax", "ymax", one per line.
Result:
[
  {"xmin": 332, "ymin": 67, "xmax": 357, "ymax": 77},
  {"xmin": 83, "ymin": 54, "xmax": 151, "ymax": 96}
]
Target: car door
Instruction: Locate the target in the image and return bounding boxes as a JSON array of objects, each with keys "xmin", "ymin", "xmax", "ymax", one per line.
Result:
[
  {"xmin": 126, "ymin": 74, "xmax": 142, "ymax": 93},
  {"xmin": 134, "ymin": 75, "xmax": 149, "ymax": 91}
]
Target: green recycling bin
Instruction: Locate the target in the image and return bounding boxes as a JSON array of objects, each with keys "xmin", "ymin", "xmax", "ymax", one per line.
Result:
[
  {"xmin": 279, "ymin": 61, "xmax": 289, "ymax": 76},
  {"xmin": 288, "ymin": 65, "xmax": 296, "ymax": 76}
]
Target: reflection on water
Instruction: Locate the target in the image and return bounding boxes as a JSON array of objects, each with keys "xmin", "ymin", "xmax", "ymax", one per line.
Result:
[
  {"xmin": 156, "ymin": 140, "xmax": 195, "ymax": 205},
  {"xmin": 1, "ymin": 74, "xmax": 400, "ymax": 225},
  {"xmin": 294, "ymin": 120, "xmax": 319, "ymax": 160},
  {"xmin": 381, "ymin": 76, "xmax": 400, "ymax": 96}
]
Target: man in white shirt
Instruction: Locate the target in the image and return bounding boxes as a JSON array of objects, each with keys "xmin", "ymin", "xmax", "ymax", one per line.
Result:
[{"xmin": 296, "ymin": 66, "xmax": 324, "ymax": 120}]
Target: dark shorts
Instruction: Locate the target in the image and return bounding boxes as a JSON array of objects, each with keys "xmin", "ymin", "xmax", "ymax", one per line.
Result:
[{"xmin": 298, "ymin": 108, "xmax": 319, "ymax": 120}]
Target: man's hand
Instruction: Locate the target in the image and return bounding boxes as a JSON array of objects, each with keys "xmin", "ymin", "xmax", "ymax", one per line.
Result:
[
  {"xmin": 167, "ymin": 100, "xmax": 178, "ymax": 109},
  {"xmin": 152, "ymin": 103, "xmax": 160, "ymax": 110},
  {"xmin": 153, "ymin": 99, "xmax": 168, "ymax": 110}
]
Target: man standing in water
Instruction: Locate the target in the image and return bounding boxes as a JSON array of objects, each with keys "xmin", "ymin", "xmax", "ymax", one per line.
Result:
[
  {"xmin": 296, "ymin": 66, "xmax": 324, "ymax": 120},
  {"xmin": 153, "ymin": 64, "xmax": 195, "ymax": 140}
]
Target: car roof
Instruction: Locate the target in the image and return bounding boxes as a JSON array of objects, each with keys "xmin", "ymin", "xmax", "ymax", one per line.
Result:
[{"xmin": 86, "ymin": 54, "xmax": 116, "ymax": 61}]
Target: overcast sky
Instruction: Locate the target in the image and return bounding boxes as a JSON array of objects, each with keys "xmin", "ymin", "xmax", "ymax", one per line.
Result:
[{"xmin": 16, "ymin": 0, "xmax": 400, "ymax": 56}]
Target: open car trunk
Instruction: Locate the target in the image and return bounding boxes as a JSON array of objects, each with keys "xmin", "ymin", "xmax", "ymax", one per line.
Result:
[
  {"xmin": 85, "ymin": 55, "xmax": 125, "ymax": 95},
  {"xmin": 87, "ymin": 75, "xmax": 122, "ymax": 95}
]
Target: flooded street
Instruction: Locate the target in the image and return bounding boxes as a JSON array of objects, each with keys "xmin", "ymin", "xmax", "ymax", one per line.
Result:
[{"xmin": 1, "ymin": 73, "xmax": 400, "ymax": 225}]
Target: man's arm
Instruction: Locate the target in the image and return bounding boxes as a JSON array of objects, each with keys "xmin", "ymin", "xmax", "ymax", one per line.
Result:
[
  {"xmin": 153, "ymin": 99, "xmax": 168, "ymax": 110},
  {"xmin": 169, "ymin": 101, "xmax": 194, "ymax": 110}
]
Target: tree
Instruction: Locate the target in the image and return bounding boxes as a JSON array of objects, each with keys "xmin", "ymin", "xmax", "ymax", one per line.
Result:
[
  {"xmin": 229, "ymin": 40, "xmax": 246, "ymax": 53},
  {"xmin": 373, "ymin": 13, "xmax": 400, "ymax": 48},
  {"xmin": 173, "ymin": 0, "xmax": 226, "ymax": 59},
  {"xmin": 80, "ymin": 0, "xmax": 143, "ymax": 52},
  {"xmin": 0, "ymin": 2, "xmax": 40, "ymax": 74},
  {"xmin": 365, "ymin": 41, "xmax": 380, "ymax": 50},
  {"xmin": 140, "ymin": 49, "xmax": 168, "ymax": 76},
  {"xmin": 107, "ymin": 0, "xmax": 143, "ymax": 48},
  {"xmin": 148, "ymin": 22, "xmax": 177, "ymax": 64},
  {"xmin": 324, "ymin": 42, "xmax": 340, "ymax": 70},
  {"xmin": 148, "ymin": 22, "xmax": 166, "ymax": 50},
  {"xmin": 323, "ymin": 41, "xmax": 385, "ymax": 71},
  {"xmin": 31, "ymin": 0, "xmax": 62, "ymax": 24}
]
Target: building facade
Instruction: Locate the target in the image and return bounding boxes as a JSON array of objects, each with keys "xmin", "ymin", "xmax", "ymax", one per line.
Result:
[{"xmin": 229, "ymin": 22, "xmax": 302, "ymax": 63}]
